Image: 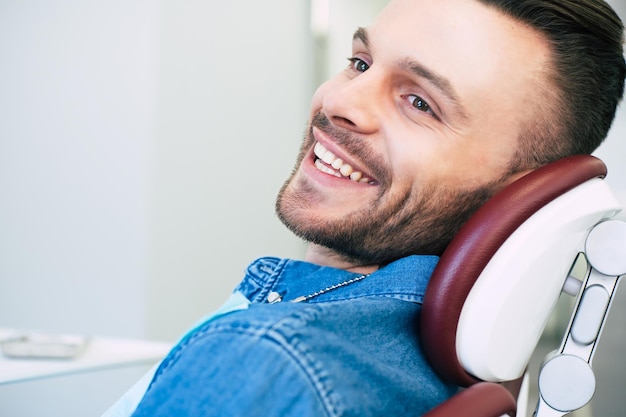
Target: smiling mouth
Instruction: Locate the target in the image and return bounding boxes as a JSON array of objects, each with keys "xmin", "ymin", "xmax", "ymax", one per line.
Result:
[{"xmin": 313, "ymin": 142, "xmax": 377, "ymax": 185}]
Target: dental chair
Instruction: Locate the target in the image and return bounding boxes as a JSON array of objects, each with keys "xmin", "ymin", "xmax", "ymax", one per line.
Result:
[{"xmin": 418, "ymin": 155, "xmax": 626, "ymax": 416}]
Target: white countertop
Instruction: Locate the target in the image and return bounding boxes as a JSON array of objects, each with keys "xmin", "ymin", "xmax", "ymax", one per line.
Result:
[{"xmin": 0, "ymin": 329, "xmax": 171, "ymax": 385}]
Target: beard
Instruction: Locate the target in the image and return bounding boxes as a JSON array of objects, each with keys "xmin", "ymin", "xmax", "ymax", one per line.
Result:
[{"xmin": 276, "ymin": 113, "xmax": 511, "ymax": 265}]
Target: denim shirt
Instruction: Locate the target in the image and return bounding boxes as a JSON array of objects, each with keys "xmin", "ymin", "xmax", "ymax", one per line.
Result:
[{"xmin": 131, "ymin": 255, "xmax": 456, "ymax": 417}]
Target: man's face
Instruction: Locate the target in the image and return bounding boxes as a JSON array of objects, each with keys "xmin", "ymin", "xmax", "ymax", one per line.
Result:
[{"xmin": 277, "ymin": 0, "xmax": 551, "ymax": 265}]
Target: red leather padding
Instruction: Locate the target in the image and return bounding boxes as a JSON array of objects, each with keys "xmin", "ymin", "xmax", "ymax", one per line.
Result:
[
  {"xmin": 421, "ymin": 155, "xmax": 607, "ymax": 387},
  {"xmin": 423, "ymin": 382, "xmax": 517, "ymax": 417}
]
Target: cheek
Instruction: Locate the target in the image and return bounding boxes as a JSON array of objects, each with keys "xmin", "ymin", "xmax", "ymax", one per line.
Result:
[
  {"xmin": 387, "ymin": 136, "xmax": 490, "ymax": 192},
  {"xmin": 385, "ymin": 130, "xmax": 442, "ymax": 182}
]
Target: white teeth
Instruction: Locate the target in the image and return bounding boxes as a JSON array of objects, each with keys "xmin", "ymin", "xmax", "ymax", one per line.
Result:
[
  {"xmin": 313, "ymin": 141, "xmax": 373, "ymax": 184},
  {"xmin": 314, "ymin": 142, "xmax": 325, "ymax": 157},
  {"xmin": 315, "ymin": 158, "xmax": 342, "ymax": 177},
  {"xmin": 339, "ymin": 164, "xmax": 353, "ymax": 177},
  {"xmin": 321, "ymin": 150, "xmax": 335, "ymax": 165}
]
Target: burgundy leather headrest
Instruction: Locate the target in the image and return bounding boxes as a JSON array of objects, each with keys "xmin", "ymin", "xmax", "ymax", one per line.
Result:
[{"xmin": 420, "ymin": 155, "xmax": 607, "ymax": 387}]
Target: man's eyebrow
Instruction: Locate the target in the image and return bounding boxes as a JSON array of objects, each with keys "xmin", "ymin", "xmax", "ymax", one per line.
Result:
[
  {"xmin": 399, "ymin": 58, "xmax": 469, "ymax": 122},
  {"xmin": 353, "ymin": 27, "xmax": 369, "ymax": 48}
]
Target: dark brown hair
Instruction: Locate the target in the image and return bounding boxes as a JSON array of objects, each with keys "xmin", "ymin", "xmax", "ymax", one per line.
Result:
[{"xmin": 479, "ymin": 0, "xmax": 626, "ymax": 169}]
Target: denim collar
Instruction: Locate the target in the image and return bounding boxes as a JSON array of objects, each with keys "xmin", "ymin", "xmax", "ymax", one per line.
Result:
[{"xmin": 241, "ymin": 255, "xmax": 439, "ymax": 304}]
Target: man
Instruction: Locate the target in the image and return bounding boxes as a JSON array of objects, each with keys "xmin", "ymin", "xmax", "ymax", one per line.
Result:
[{"xmin": 122, "ymin": 0, "xmax": 625, "ymax": 415}]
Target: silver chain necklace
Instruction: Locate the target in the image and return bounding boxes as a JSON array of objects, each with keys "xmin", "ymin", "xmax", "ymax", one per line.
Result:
[{"xmin": 266, "ymin": 273, "xmax": 369, "ymax": 304}]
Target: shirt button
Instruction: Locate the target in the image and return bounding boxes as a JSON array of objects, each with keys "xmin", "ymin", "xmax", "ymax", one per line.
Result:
[{"xmin": 267, "ymin": 291, "xmax": 282, "ymax": 303}]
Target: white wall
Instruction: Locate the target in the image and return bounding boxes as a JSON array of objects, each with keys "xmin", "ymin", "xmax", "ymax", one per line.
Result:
[
  {"xmin": 0, "ymin": 0, "xmax": 160, "ymax": 339},
  {"xmin": 144, "ymin": 1, "xmax": 310, "ymax": 340},
  {"xmin": 1, "ymin": 0, "xmax": 312, "ymax": 415},
  {"xmin": 0, "ymin": 0, "xmax": 311, "ymax": 344}
]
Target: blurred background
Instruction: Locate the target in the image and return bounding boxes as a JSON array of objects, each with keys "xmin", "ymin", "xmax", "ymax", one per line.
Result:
[{"xmin": 0, "ymin": 0, "xmax": 624, "ymax": 415}]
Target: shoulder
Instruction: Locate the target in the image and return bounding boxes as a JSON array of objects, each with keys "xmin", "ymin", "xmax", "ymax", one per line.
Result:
[
  {"xmin": 133, "ymin": 298, "xmax": 454, "ymax": 416},
  {"xmin": 133, "ymin": 308, "xmax": 333, "ymax": 416}
]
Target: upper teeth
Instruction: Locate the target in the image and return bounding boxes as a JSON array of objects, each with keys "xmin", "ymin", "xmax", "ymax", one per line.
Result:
[{"xmin": 313, "ymin": 142, "xmax": 373, "ymax": 183}]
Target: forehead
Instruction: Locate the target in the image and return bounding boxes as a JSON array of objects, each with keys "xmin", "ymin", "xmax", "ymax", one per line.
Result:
[{"xmin": 366, "ymin": 0, "xmax": 551, "ymax": 129}]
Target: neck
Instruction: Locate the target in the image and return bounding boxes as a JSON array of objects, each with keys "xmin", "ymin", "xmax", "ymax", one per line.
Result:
[{"xmin": 304, "ymin": 244, "xmax": 380, "ymax": 275}]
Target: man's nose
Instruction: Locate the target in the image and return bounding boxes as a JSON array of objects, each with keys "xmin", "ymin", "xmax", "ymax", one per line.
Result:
[{"xmin": 321, "ymin": 72, "xmax": 383, "ymax": 134}]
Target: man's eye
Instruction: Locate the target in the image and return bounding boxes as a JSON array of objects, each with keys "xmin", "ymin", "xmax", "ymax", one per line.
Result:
[
  {"xmin": 347, "ymin": 57, "xmax": 369, "ymax": 73},
  {"xmin": 408, "ymin": 95, "xmax": 434, "ymax": 114}
]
